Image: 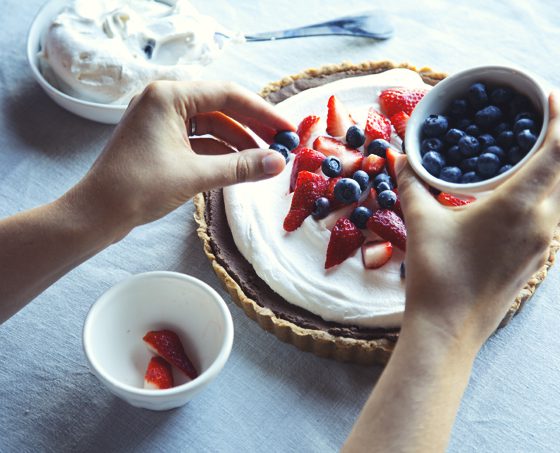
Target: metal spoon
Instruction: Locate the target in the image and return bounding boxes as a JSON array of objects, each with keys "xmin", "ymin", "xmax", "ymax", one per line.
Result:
[{"xmin": 218, "ymin": 11, "xmax": 394, "ymax": 42}]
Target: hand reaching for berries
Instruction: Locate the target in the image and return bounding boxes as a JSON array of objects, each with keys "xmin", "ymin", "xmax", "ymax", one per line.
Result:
[{"xmin": 0, "ymin": 81, "xmax": 293, "ymax": 323}]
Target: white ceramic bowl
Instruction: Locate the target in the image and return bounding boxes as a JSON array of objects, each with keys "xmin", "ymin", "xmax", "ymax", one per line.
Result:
[
  {"xmin": 405, "ymin": 65, "xmax": 550, "ymax": 194},
  {"xmin": 27, "ymin": 0, "xmax": 128, "ymax": 124},
  {"xmin": 83, "ymin": 271, "xmax": 234, "ymax": 411}
]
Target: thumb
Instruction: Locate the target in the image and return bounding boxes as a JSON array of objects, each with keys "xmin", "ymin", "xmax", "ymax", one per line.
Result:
[
  {"xmin": 395, "ymin": 155, "xmax": 439, "ymax": 215},
  {"xmin": 192, "ymin": 148, "xmax": 286, "ymax": 192}
]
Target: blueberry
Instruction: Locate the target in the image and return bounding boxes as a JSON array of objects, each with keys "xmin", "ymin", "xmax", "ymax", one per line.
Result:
[
  {"xmin": 514, "ymin": 111, "xmax": 537, "ymax": 124},
  {"xmin": 350, "ymin": 206, "xmax": 372, "ymax": 229},
  {"xmin": 400, "ymin": 262, "xmax": 406, "ymax": 279},
  {"xmin": 143, "ymin": 39, "xmax": 156, "ymax": 59},
  {"xmin": 445, "ymin": 128, "xmax": 465, "ymax": 144},
  {"xmin": 450, "ymin": 99, "xmax": 469, "ymax": 117},
  {"xmin": 475, "ymin": 105, "xmax": 503, "ymax": 129},
  {"xmin": 461, "ymin": 171, "xmax": 481, "ymax": 183},
  {"xmin": 517, "ymin": 129, "xmax": 537, "ymax": 151},
  {"xmin": 269, "ymin": 143, "xmax": 290, "ymax": 161},
  {"xmin": 458, "ymin": 135, "xmax": 480, "ymax": 157},
  {"xmin": 446, "ymin": 145, "xmax": 463, "ymax": 165},
  {"xmin": 373, "ymin": 173, "xmax": 393, "ymax": 190},
  {"xmin": 498, "ymin": 164, "xmax": 513, "ymax": 175},
  {"xmin": 322, "ymin": 156, "xmax": 342, "ymax": 177},
  {"xmin": 477, "ymin": 133, "xmax": 496, "ymax": 149},
  {"xmin": 485, "ymin": 145, "xmax": 505, "ymax": 163},
  {"xmin": 456, "ymin": 118, "xmax": 472, "ymax": 131},
  {"xmin": 367, "ymin": 139, "xmax": 391, "ymax": 158},
  {"xmin": 494, "ymin": 122, "xmax": 509, "ymax": 135},
  {"xmin": 346, "ymin": 125, "xmax": 366, "ymax": 148},
  {"xmin": 490, "ymin": 87, "xmax": 513, "ymax": 105},
  {"xmin": 376, "ymin": 181, "xmax": 393, "ymax": 193},
  {"xmin": 439, "ymin": 166, "xmax": 462, "ymax": 183},
  {"xmin": 508, "ymin": 146, "xmax": 525, "ymax": 165},
  {"xmin": 352, "ymin": 170, "xmax": 370, "ymax": 191},
  {"xmin": 477, "ymin": 152, "xmax": 501, "ymax": 179},
  {"xmin": 421, "ymin": 138, "xmax": 444, "ymax": 155},
  {"xmin": 274, "ymin": 131, "xmax": 300, "ymax": 151},
  {"xmin": 377, "ymin": 190, "xmax": 398, "ymax": 209},
  {"xmin": 465, "ymin": 124, "xmax": 480, "ymax": 136},
  {"xmin": 496, "ymin": 130, "xmax": 515, "ymax": 149},
  {"xmin": 460, "ymin": 156, "xmax": 478, "ymax": 173},
  {"xmin": 513, "ymin": 118, "xmax": 536, "ymax": 135},
  {"xmin": 311, "ymin": 197, "xmax": 330, "ymax": 220},
  {"xmin": 334, "ymin": 178, "xmax": 362, "ymax": 204},
  {"xmin": 468, "ymin": 83, "xmax": 489, "ymax": 109},
  {"xmin": 422, "ymin": 151, "xmax": 446, "ymax": 177},
  {"xmin": 422, "ymin": 114, "xmax": 449, "ymax": 138}
]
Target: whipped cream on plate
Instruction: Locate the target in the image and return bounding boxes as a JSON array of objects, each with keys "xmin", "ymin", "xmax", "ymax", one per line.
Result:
[
  {"xmin": 224, "ymin": 69, "xmax": 432, "ymax": 328},
  {"xmin": 39, "ymin": 0, "xmax": 239, "ymax": 104}
]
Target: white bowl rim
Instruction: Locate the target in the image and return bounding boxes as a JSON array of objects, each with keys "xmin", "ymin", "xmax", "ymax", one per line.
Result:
[
  {"xmin": 26, "ymin": 0, "xmax": 128, "ymax": 111},
  {"xmin": 82, "ymin": 271, "xmax": 234, "ymax": 397},
  {"xmin": 405, "ymin": 64, "xmax": 550, "ymax": 194}
]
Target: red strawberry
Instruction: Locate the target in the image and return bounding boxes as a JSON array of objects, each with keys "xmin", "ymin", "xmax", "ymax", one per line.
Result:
[
  {"xmin": 390, "ymin": 111, "xmax": 410, "ymax": 140},
  {"xmin": 364, "ymin": 107, "xmax": 392, "ymax": 145},
  {"xmin": 385, "ymin": 147, "xmax": 403, "ymax": 183},
  {"xmin": 379, "ymin": 88, "xmax": 429, "ymax": 117},
  {"xmin": 290, "ymin": 147, "xmax": 325, "ymax": 192},
  {"xmin": 143, "ymin": 330, "xmax": 199, "ymax": 380},
  {"xmin": 366, "ymin": 209, "xmax": 407, "ymax": 251},
  {"xmin": 284, "ymin": 171, "xmax": 329, "ymax": 231},
  {"xmin": 361, "ymin": 154, "xmax": 386, "ymax": 176},
  {"xmin": 362, "ymin": 241, "xmax": 393, "ymax": 269},
  {"xmin": 325, "ymin": 217, "xmax": 365, "ymax": 269},
  {"xmin": 296, "ymin": 115, "xmax": 321, "ymax": 150},
  {"xmin": 326, "ymin": 95, "xmax": 356, "ymax": 137},
  {"xmin": 437, "ymin": 192, "xmax": 475, "ymax": 207},
  {"xmin": 313, "ymin": 136, "xmax": 363, "ymax": 176},
  {"xmin": 144, "ymin": 356, "xmax": 174, "ymax": 390},
  {"xmin": 324, "ymin": 176, "xmax": 345, "ymax": 210}
]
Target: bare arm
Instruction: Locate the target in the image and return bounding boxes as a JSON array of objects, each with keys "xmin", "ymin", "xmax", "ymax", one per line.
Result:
[
  {"xmin": 344, "ymin": 92, "xmax": 560, "ymax": 452},
  {"xmin": 0, "ymin": 81, "xmax": 292, "ymax": 324}
]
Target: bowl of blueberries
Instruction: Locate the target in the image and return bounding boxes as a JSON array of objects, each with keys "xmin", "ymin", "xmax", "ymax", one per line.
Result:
[{"xmin": 405, "ymin": 65, "xmax": 549, "ymax": 194}]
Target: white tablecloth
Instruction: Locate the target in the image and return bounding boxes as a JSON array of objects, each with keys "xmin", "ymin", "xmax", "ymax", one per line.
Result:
[{"xmin": 1, "ymin": 1, "xmax": 559, "ymax": 451}]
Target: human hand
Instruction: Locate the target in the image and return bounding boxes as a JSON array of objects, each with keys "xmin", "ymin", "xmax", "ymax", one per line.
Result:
[
  {"xmin": 68, "ymin": 81, "xmax": 292, "ymax": 239},
  {"xmin": 397, "ymin": 92, "xmax": 560, "ymax": 352}
]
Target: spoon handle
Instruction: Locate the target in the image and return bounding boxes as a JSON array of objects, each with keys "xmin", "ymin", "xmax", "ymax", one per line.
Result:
[{"xmin": 244, "ymin": 11, "xmax": 394, "ymax": 42}]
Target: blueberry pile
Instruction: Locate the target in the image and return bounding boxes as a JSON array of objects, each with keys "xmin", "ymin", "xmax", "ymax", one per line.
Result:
[
  {"xmin": 270, "ymin": 131, "xmax": 300, "ymax": 161},
  {"xmin": 420, "ymin": 82, "xmax": 542, "ymax": 183}
]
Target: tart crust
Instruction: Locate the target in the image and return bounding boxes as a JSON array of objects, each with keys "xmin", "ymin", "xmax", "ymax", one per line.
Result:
[{"xmin": 194, "ymin": 60, "xmax": 560, "ymax": 365}]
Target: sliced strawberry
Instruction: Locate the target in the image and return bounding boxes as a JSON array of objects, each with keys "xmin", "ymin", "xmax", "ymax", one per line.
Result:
[
  {"xmin": 385, "ymin": 147, "xmax": 403, "ymax": 183},
  {"xmin": 313, "ymin": 136, "xmax": 363, "ymax": 177},
  {"xmin": 379, "ymin": 87, "xmax": 429, "ymax": 117},
  {"xmin": 284, "ymin": 171, "xmax": 329, "ymax": 232},
  {"xmin": 390, "ymin": 111, "xmax": 410, "ymax": 140},
  {"xmin": 326, "ymin": 95, "xmax": 356, "ymax": 137},
  {"xmin": 290, "ymin": 147, "xmax": 325, "ymax": 192},
  {"xmin": 144, "ymin": 356, "xmax": 174, "ymax": 390},
  {"xmin": 361, "ymin": 188, "xmax": 380, "ymax": 212},
  {"xmin": 325, "ymin": 217, "xmax": 365, "ymax": 269},
  {"xmin": 143, "ymin": 330, "xmax": 198, "ymax": 380},
  {"xmin": 323, "ymin": 176, "xmax": 345, "ymax": 210},
  {"xmin": 361, "ymin": 154, "xmax": 386, "ymax": 176},
  {"xmin": 367, "ymin": 209, "xmax": 407, "ymax": 251},
  {"xmin": 437, "ymin": 192, "xmax": 476, "ymax": 207},
  {"xmin": 364, "ymin": 107, "xmax": 392, "ymax": 146},
  {"xmin": 296, "ymin": 115, "xmax": 321, "ymax": 150},
  {"xmin": 362, "ymin": 241, "xmax": 393, "ymax": 269}
]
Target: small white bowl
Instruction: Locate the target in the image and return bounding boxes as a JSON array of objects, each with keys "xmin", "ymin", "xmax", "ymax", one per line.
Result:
[
  {"xmin": 83, "ymin": 271, "xmax": 234, "ymax": 411},
  {"xmin": 405, "ymin": 65, "xmax": 550, "ymax": 195},
  {"xmin": 27, "ymin": 0, "xmax": 128, "ymax": 124}
]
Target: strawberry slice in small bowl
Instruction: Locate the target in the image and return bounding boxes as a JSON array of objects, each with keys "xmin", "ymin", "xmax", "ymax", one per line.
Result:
[
  {"xmin": 144, "ymin": 356, "xmax": 174, "ymax": 390},
  {"xmin": 143, "ymin": 329, "xmax": 199, "ymax": 380}
]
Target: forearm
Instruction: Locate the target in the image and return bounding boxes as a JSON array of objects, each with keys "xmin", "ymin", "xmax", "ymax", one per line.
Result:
[
  {"xmin": 0, "ymin": 184, "xmax": 130, "ymax": 324},
  {"xmin": 343, "ymin": 314, "xmax": 478, "ymax": 453}
]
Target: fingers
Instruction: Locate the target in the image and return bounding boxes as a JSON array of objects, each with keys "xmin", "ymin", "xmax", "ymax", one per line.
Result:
[
  {"xmin": 190, "ymin": 137, "xmax": 235, "ymax": 156},
  {"xmin": 190, "ymin": 149, "xmax": 286, "ymax": 193},
  {"xmin": 504, "ymin": 91, "xmax": 560, "ymax": 200},
  {"xmin": 192, "ymin": 112, "xmax": 260, "ymax": 150},
  {"xmin": 395, "ymin": 157, "xmax": 440, "ymax": 216}
]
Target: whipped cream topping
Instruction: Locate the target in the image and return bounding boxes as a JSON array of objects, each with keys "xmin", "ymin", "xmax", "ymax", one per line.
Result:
[
  {"xmin": 39, "ymin": 0, "xmax": 238, "ymax": 104},
  {"xmin": 224, "ymin": 69, "xmax": 432, "ymax": 328}
]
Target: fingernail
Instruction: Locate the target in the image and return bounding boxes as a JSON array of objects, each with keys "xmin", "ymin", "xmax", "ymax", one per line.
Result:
[{"xmin": 262, "ymin": 152, "xmax": 285, "ymax": 175}]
